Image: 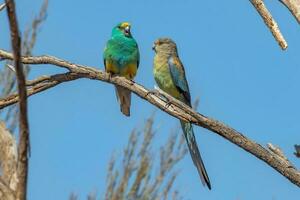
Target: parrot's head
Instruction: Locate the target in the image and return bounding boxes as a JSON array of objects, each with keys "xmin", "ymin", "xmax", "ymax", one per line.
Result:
[
  {"xmin": 112, "ymin": 22, "xmax": 132, "ymax": 38},
  {"xmin": 152, "ymin": 38, "xmax": 178, "ymax": 55}
]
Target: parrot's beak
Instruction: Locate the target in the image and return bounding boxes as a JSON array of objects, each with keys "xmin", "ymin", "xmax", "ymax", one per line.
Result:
[
  {"xmin": 152, "ymin": 44, "xmax": 156, "ymax": 52},
  {"xmin": 124, "ymin": 26, "xmax": 130, "ymax": 35}
]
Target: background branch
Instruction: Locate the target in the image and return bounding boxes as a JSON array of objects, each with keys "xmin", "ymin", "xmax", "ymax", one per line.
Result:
[
  {"xmin": 5, "ymin": 0, "xmax": 30, "ymax": 200},
  {"xmin": 0, "ymin": 50, "xmax": 299, "ymax": 188},
  {"xmin": 250, "ymin": 0, "xmax": 288, "ymax": 50},
  {"xmin": 70, "ymin": 115, "xmax": 187, "ymax": 200},
  {"xmin": 279, "ymin": 0, "xmax": 300, "ymax": 24},
  {"xmin": 0, "ymin": 2, "xmax": 5, "ymax": 12},
  {"xmin": 0, "ymin": 0, "xmax": 48, "ymax": 133},
  {"xmin": 104, "ymin": 115, "xmax": 186, "ymax": 200}
]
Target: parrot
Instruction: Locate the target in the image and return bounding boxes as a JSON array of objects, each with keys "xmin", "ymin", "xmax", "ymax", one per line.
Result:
[
  {"xmin": 152, "ymin": 38, "xmax": 211, "ymax": 189},
  {"xmin": 103, "ymin": 22, "xmax": 140, "ymax": 116}
]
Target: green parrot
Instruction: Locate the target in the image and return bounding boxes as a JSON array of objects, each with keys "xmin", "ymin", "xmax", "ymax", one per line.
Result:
[
  {"xmin": 103, "ymin": 22, "xmax": 140, "ymax": 116},
  {"xmin": 152, "ymin": 38, "xmax": 211, "ymax": 189}
]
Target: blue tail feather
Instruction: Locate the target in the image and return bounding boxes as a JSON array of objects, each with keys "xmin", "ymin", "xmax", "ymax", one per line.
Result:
[{"xmin": 180, "ymin": 121, "xmax": 211, "ymax": 190}]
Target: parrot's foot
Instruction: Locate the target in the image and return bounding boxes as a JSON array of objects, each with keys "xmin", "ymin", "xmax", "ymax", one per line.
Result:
[
  {"xmin": 157, "ymin": 93, "xmax": 174, "ymax": 109},
  {"xmin": 145, "ymin": 90, "xmax": 173, "ymax": 108},
  {"xmin": 106, "ymin": 72, "xmax": 113, "ymax": 80},
  {"xmin": 164, "ymin": 101, "xmax": 173, "ymax": 109},
  {"xmin": 128, "ymin": 79, "xmax": 135, "ymax": 85}
]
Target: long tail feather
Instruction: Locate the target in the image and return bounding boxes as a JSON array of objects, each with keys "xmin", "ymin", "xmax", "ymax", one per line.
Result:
[
  {"xmin": 180, "ymin": 121, "xmax": 211, "ymax": 189},
  {"xmin": 115, "ymin": 85, "xmax": 131, "ymax": 116}
]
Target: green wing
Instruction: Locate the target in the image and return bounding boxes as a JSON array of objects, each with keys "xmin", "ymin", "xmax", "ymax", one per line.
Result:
[{"xmin": 168, "ymin": 56, "xmax": 191, "ymax": 105}]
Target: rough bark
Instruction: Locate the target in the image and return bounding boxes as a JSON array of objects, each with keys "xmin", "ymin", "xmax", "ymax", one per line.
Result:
[
  {"xmin": 250, "ymin": 0, "xmax": 288, "ymax": 50},
  {"xmin": 5, "ymin": 1, "xmax": 30, "ymax": 200}
]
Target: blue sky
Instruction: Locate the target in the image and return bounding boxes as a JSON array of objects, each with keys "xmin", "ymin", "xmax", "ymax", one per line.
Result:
[{"xmin": 1, "ymin": 0, "xmax": 300, "ymax": 199}]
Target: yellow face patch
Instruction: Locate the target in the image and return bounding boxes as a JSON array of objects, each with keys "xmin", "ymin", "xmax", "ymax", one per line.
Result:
[{"xmin": 120, "ymin": 22, "xmax": 131, "ymax": 29}]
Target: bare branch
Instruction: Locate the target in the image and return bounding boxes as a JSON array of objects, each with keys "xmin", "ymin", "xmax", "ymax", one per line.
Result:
[
  {"xmin": 0, "ymin": 50, "xmax": 299, "ymax": 188},
  {"xmin": 279, "ymin": 0, "xmax": 300, "ymax": 24},
  {"xmin": 5, "ymin": 1, "xmax": 30, "ymax": 200},
  {"xmin": 0, "ymin": 0, "xmax": 48, "ymax": 133},
  {"xmin": 6, "ymin": 64, "xmax": 16, "ymax": 72},
  {"xmin": 22, "ymin": 0, "xmax": 48, "ymax": 75},
  {"xmin": 250, "ymin": 0, "xmax": 288, "ymax": 50},
  {"xmin": 0, "ymin": 72, "xmax": 80, "ymax": 109},
  {"xmin": 0, "ymin": 2, "xmax": 6, "ymax": 12}
]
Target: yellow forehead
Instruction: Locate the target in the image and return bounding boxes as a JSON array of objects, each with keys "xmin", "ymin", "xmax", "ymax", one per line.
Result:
[{"xmin": 120, "ymin": 22, "xmax": 130, "ymax": 28}]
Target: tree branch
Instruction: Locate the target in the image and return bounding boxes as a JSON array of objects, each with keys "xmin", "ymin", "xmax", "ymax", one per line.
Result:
[
  {"xmin": 5, "ymin": 0, "xmax": 30, "ymax": 200},
  {"xmin": 250, "ymin": 0, "xmax": 288, "ymax": 50},
  {"xmin": 0, "ymin": 0, "xmax": 48, "ymax": 133},
  {"xmin": 279, "ymin": 0, "xmax": 300, "ymax": 24},
  {"xmin": 0, "ymin": 49, "xmax": 299, "ymax": 188}
]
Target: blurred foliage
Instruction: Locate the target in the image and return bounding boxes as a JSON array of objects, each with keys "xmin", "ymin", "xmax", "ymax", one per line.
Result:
[
  {"xmin": 70, "ymin": 115, "xmax": 188, "ymax": 200},
  {"xmin": 0, "ymin": 0, "xmax": 48, "ymax": 132}
]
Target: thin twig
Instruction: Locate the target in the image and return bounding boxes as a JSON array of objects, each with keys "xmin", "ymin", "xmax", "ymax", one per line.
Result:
[
  {"xmin": 0, "ymin": 0, "xmax": 48, "ymax": 133},
  {"xmin": 250, "ymin": 0, "xmax": 288, "ymax": 50},
  {"xmin": 0, "ymin": 2, "xmax": 6, "ymax": 12},
  {"xmin": 6, "ymin": 64, "xmax": 16, "ymax": 72},
  {"xmin": 5, "ymin": 1, "xmax": 30, "ymax": 200},
  {"xmin": 0, "ymin": 50, "xmax": 299, "ymax": 188},
  {"xmin": 279, "ymin": 0, "xmax": 300, "ymax": 24},
  {"xmin": 106, "ymin": 116, "xmax": 186, "ymax": 200}
]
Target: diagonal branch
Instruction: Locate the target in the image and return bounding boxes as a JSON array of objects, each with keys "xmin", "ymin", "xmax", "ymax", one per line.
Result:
[
  {"xmin": 0, "ymin": 72, "xmax": 80, "ymax": 109},
  {"xmin": 5, "ymin": 0, "xmax": 30, "ymax": 200},
  {"xmin": 250, "ymin": 0, "xmax": 288, "ymax": 50},
  {"xmin": 0, "ymin": 49, "xmax": 299, "ymax": 188},
  {"xmin": 279, "ymin": 0, "xmax": 300, "ymax": 24}
]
